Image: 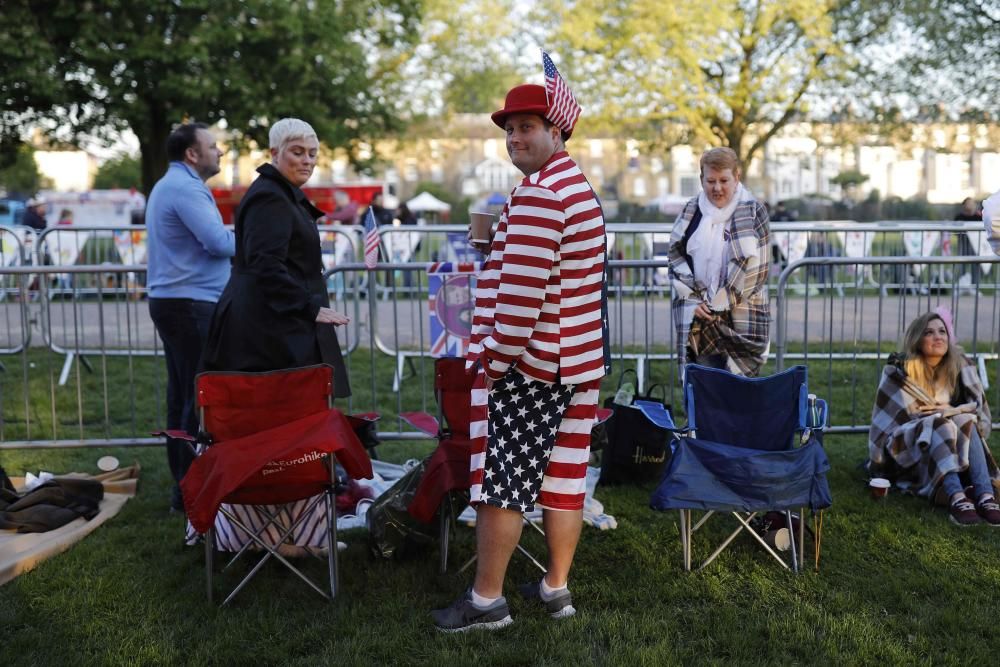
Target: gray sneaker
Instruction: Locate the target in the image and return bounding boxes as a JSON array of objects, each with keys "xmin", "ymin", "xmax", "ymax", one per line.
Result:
[
  {"xmin": 432, "ymin": 590, "xmax": 513, "ymax": 633},
  {"xmin": 517, "ymin": 581, "xmax": 576, "ymax": 619}
]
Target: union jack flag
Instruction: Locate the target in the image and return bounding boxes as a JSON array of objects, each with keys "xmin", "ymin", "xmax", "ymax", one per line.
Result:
[
  {"xmin": 542, "ymin": 51, "xmax": 581, "ymax": 135},
  {"xmin": 427, "ymin": 261, "xmax": 482, "ymax": 357},
  {"xmin": 363, "ymin": 206, "xmax": 379, "ymax": 269}
]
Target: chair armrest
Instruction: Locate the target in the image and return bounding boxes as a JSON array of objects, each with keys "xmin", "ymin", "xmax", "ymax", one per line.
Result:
[
  {"xmin": 399, "ymin": 411, "xmax": 439, "ymax": 437},
  {"xmin": 347, "ymin": 412, "xmax": 381, "ymax": 449}
]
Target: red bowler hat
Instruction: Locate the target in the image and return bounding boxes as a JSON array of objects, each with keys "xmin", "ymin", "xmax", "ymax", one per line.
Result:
[{"xmin": 491, "ymin": 84, "xmax": 550, "ymax": 130}]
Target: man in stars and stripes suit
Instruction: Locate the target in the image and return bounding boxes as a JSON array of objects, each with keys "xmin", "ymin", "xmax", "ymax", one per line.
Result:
[{"xmin": 433, "ymin": 72, "xmax": 610, "ymax": 632}]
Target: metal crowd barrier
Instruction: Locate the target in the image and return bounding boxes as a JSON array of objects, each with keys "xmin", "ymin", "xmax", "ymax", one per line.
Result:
[
  {"xmin": 30, "ymin": 226, "xmax": 363, "ymax": 378},
  {"xmin": 0, "ymin": 264, "xmax": 165, "ymax": 447},
  {"xmin": 0, "ymin": 228, "xmax": 31, "ymax": 359},
  {"xmin": 374, "ymin": 220, "xmax": 995, "ymax": 290},
  {"xmin": 775, "ymin": 255, "xmax": 1000, "ymax": 433},
  {"xmin": 0, "ymin": 225, "xmax": 30, "ymax": 263},
  {"xmin": 768, "ymin": 220, "xmax": 994, "ymax": 296},
  {"xmin": 328, "ymin": 259, "xmax": 678, "ymax": 422},
  {"xmin": 375, "ymin": 224, "xmax": 672, "ymax": 295},
  {"xmin": 1, "ymin": 251, "xmax": 997, "ymax": 449},
  {"xmin": 317, "ymin": 260, "xmax": 676, "ymax": 442},
  {"xmin": 38, "ymin": 263, "xmax": 161, "ymax": 386},
  {"xmin": 36, "ymin": 226, "xmax": 144, "ymax": 298},
  {"xmin": 18, "ymin": 218, "xmax": 996, "ymax": 293}
]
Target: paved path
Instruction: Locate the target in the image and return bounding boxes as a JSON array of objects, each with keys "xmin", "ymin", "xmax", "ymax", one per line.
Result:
[{"xmin": 2, "ymin": 292, "xmax": 997, "ymax": 354}]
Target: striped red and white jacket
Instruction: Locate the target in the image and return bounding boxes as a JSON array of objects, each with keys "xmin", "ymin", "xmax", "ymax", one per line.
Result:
[{"xmin": 467, "ymin": 151, "xmax": 607, "ymax": 386}]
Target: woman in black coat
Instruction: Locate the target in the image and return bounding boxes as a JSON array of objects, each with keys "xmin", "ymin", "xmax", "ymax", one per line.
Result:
[{"xmin": 202, "ymin": 118, "xmax": 351, "ymax": 397}]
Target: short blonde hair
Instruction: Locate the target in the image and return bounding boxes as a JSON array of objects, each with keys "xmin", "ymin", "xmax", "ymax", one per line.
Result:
[
  {"xmin": 268, "ymin": 118, "xmax": 317, "ymax": 153},
  {"xmin": 700, "ymin": 147, "xmax": 741, "ymax": 177}
]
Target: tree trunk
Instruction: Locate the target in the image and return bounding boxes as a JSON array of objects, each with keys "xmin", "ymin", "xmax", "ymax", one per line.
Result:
[
  {"xmin": 138, "ymin": 102, "xmax": 170, "ymax": 196},
  {"xmin": 723, "ymin": 125, "xmax": 748, "ymax": 169}
]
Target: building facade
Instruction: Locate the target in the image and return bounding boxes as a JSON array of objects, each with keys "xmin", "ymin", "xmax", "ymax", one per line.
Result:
[{"xmin": 32, "ymin": 118, "xmax": 1000, "ymax": 213}]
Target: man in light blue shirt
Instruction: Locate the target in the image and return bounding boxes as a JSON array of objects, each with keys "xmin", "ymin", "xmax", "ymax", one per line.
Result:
[
  {"xmin": 146, "ymin": 122, "xmax": 235, "ymax": 513},
  {"xmin": 984, "ymin": 189, "xmax": 1000, "ymax": 256}
]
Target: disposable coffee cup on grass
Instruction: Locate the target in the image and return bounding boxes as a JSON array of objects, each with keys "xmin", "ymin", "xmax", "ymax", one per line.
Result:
[
  {"xmin": 97, "ymin": 455, "xmax": 119, "ymax": 472},
  {"xmin": 869, "ymin": 477, "xmax": 890, "ymax": 499},
  {"xmin": 764, "ymin": 528, "xmax": 791, "ymax": 552},
  {"xmin": 469, "ymin": 211, "xmax": 495, "ymax": 246}
]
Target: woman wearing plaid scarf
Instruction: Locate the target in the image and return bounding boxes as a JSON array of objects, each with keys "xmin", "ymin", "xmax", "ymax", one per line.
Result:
[
  {"xmin": 667, "ymin": 148, "xmax": 770, "ymax": 377},
  {"xmin": 868, "ymin": 311, "xmax": 1000, "ymax": 526}
]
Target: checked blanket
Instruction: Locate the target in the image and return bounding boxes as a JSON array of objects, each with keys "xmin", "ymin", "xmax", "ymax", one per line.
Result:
[
  {"xmin": 668, "ymin": 195, "xmax": 770, "ymax": 377},
  {"xmin": 868, "ymin": 355, "xmax": 996, "ymax": 498}
]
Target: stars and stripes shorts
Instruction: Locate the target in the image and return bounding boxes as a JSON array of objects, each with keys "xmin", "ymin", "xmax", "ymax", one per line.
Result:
[{"xmin": 469, "ymin": 369, "xmax": 601, "ymax": 513}]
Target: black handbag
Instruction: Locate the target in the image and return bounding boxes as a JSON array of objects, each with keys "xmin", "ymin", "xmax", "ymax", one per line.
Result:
[
  {"xmin": 599, "ymin": 372, "xmax": 672, "ymax": 485},
  {"xmin": 635, "ymin": 383, "xmax": 669, "ymax": 408}
]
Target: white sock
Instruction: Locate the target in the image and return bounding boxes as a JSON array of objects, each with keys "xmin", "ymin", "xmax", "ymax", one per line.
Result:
[
  {"xmin": 539, "ymin": 577, "xmax": 567, "ymax": 601},
  {"xmin": 470, "ymin": 588, "xmax": 500, "ymax": 609}
]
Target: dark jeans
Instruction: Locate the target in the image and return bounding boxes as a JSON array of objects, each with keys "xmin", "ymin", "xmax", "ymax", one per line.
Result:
[{"xmin": 149, "ymin": 298, "xmax": 215, "ymax": 486}]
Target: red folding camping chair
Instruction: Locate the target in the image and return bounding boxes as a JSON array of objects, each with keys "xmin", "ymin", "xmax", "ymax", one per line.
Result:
[
  {"xmin": 402, "ymin": 357, "xmax": 610, "ymax": 575},
  {"xmin": 401, "ymin": 357, "xmax": 522, "ymax": 574},
  {"xmin": 179, "ymin": 364, "xmax": 372, "ymax": 605}
]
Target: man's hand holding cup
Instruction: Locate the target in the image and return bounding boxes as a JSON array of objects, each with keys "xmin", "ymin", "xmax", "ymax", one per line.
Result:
[{"xmin": 469, "ymin": 211, "xmax": 495, "ymax": 254}]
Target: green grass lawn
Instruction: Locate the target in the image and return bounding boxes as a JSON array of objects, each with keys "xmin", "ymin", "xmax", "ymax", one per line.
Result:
[{"xmin": 3, "ymin": 351, "xmax": 1000, "ymax": 665}]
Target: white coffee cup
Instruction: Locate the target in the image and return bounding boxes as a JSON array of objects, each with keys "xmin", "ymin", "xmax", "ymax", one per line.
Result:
[
  {"xmin": 869, "ymin": 477, "xmax": 890, "ymax": 499},
  {"xmin": 97, "ymin": 455, "xmax": 120, "ymax": 472},
  {"xmin": 764, "ymin": 527, "xmax": 791, "ymax": 552}
]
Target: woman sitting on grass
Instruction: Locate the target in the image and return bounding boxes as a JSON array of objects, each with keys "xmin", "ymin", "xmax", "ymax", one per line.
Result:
[{"xmin": 869, "ymin": 311, "xmax": 999, "ymax": 526}]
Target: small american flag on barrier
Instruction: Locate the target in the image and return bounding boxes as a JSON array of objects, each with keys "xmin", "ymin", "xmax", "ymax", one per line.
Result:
[{"xmin": 363, "ymin": 206, "xmax": 379, "ymax": 269}]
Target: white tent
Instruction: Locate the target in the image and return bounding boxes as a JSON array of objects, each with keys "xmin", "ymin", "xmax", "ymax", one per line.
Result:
[{"xmin": 406, "ymin": 191, "xmax": 452, "ymax": 213}]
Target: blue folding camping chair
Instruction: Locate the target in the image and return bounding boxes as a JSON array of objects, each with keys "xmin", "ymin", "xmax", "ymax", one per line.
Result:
[{"xmin": 650, "ymin": 364, "xmax": 832, "ymax": 572}]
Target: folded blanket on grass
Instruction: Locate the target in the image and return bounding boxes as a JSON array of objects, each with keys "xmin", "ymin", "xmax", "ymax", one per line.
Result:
[{"xmin": 0, "ymin": 465, "xmax": 140, "ymax": 586}]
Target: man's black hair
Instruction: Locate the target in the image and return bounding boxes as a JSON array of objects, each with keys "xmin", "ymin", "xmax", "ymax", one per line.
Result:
[{"xmin": 166, "ymin": 122, "xmax": 209, "ymax": 162}]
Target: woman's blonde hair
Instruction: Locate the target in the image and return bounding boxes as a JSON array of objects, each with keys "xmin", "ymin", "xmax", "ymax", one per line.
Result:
[
  {"xmin": 700, "ymin": 147, "xmax": 741, "ymax": 177},
  {"xmin": 268, "ymin": 118, "xmax": 317, "ymax": 154},
  {"xmin": 901, "ymin": 312, "xmax": 963, "ymax": 398}
]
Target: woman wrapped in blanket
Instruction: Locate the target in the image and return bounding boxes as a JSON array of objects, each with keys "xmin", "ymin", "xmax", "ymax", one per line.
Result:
[
  {"xmin": 868, "ymin": 311, "xmax": 999, "ymax": 526},
  {"xmin": 667, "ymin": 147, "xmax": 770, "ymax": 377}
]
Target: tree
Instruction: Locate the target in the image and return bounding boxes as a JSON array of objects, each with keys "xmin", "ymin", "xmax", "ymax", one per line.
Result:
[
  {"xmin": 401, "ymin": 0, "xmax": 528, "ymax": 115},
  {"xmin": 93, "ymin": 154, "xmax": 142, "ymax": 190},
  {"xmin": 830, "ymin": 168, "xmax": 869, "ymax": 202},
  {"xmin": 890, "ymin": 0, "xmax": 1000, "ymax": 117},
  {"xmin": 1, "ymin": 0, "xmax": 421, "ymax": 194},
  {"xmin": 0, "ymin": 144, "xmax": 43, "ymax": 195},
  {"xmin": 534, "ymin": 1, "xmax": 935, "ymax": 166}
]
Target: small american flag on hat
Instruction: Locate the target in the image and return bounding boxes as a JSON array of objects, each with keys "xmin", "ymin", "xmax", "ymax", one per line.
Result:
[
  {"xmin": 542, "ymin": 51, "xmax": 581, "ymax": 135},
  {"xmin": 363, "ymin": 206, "xmax": 379, "ymax": 269}
]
